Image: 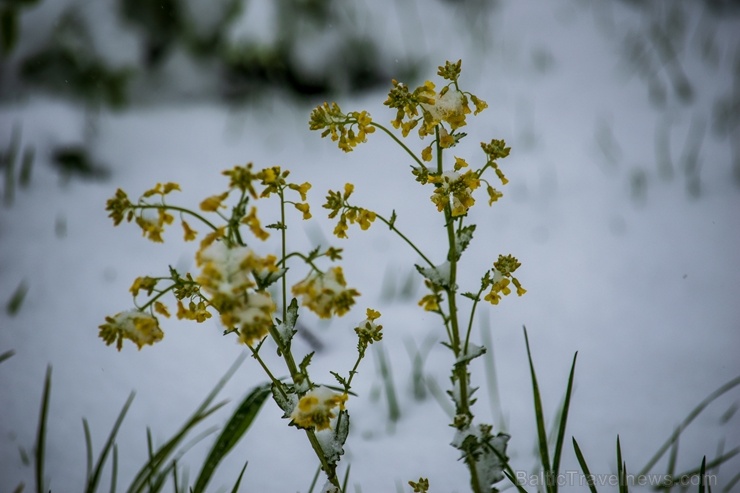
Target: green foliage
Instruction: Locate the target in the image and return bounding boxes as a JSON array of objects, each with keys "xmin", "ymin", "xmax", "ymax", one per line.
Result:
[{"xmin": 192, "ymin": 384, "xmax": 270, "ymax": 493}]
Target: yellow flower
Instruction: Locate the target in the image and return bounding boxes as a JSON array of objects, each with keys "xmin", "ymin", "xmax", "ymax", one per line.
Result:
[
  {"xmin": 195, "ymin": 242, "xmax": 277, "ymax": 342},
  {"xmin": 429, "ymin": 170, "xmax": 481, "ymax": 216},
  {"xmin": 484, "ymin": 255, "xmax": 525, "ymax": 305},
  {"xmin": 486, "ymin": 185, "xmax": 503, "ymax": 205},
  {"xmin": 200, "ymin": 191, "xmax": 229, "ymax": 212},
  {"xmin": 355, "ymin": 308, "xmax": 383, "ymax": 348},
  {"xmin": 421, "ymin": 87, "xmax": 468, "ymax": 131},
  {"xmin": 242, "ymin": 206, "xmax": 269, "ymax": 240},
  {"xmin": 294, "ymin": 202, "xmax": 311, "ymax": 220},
  {"xmin": 292, "ymin": 266, "xmax": 359, "ymax": 318},
  {"xmin": 421, "ymin": 145, "xmax": 433, "ymax": 162},
  {"xmin": 291, "ymin": 386, "xmax": 348, "ymax": 430},
  {"xmin": 99, "ymin": 310, "xmax": 164, "ymax": 351},
  {"xmin": 288, "ymin": 181, "xmax": 312, "ymax": 201},
  {"xmin": 135, "ymin": 208, "xmax": 174, "ymax": 242},
  {"xmin": 154, "ymin": 301, "xmax": 170, "ymax": 318},
  {"xmin": 470, "ymin": 94, "xmax": 488, "ymax": 115},
  {"xmin": 130, "ymin": 276, "xmax": 157, "ymax": 296},
  {"xmin": 182, "ymin": 220, "xmax": 198, "ymax": 241}
]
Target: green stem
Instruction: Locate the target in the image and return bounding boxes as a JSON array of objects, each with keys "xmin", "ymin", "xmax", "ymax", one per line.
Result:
[
  {"xmin": 137, "ymin": 204, "xmax": 220, "ymax": 232},
  {"xmin": 373, "ymin": 212, "xmax": 435, "ymax": 268},
  {"xmin": 370, "ymin": 122, "xmax": 426, "ymax": 168},
  {"xmin": 463, "ymin": 285, "xmax": 487, "ymax": 354},
  {"xmin": 435, "ymin": 127, "xmax": 482, "ymax": 493},
  {"xmin": 279, "ymin": 188, "xmax": 288, "ymax": 323}
]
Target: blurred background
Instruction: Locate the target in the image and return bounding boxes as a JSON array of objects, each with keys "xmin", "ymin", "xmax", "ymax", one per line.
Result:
[{"xmin": 1, "ymin": 0, "xmax": 740, "ymax": 491}]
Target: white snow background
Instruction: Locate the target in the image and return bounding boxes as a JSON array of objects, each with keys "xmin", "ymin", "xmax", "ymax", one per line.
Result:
[{"xmin": 2, "ymin": 0, "xmax": 740, "ymax": 492}]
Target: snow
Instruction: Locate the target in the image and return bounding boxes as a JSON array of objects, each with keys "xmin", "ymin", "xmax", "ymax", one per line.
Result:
[{"xmin": 2, "ymin": 1, "xmax": 740, "ymax": 492}]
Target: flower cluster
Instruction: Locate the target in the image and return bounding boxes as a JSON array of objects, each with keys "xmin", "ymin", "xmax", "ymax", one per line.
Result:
[
  {"xmin": 290, "ymin": 386, "xmax": 348, "ymax": 431},
  {"xmin": 309, "ymin": 102, "xmax": 375, "ymax": 152},
  {"xmin": 324, "ymin": 183, "xmax": 376, "ymax": 238},
  {"xmin": 429, "ymin": 169, "xmax": 481, "ymax": 217},
  {"xmin": 196, "ymin": 240, "xmax": 278, "ymax": 345},
  {"xmin": 355, "ymin": 308, "xmax": 383, "ymax": 353},
  {"xmin": 105, "ymin": 182, "xmax": 186, "ymax": 243},
  {"xmin": 484, "ymin": 254, "xmax": 526, "ymax": 305},
  {"xmin": 292, "ymin": 266, "xmax": 360, "ymax": 319},
  {"xmin": 99, "ymin": 310, "xmax": 164, "ymax": 351}
]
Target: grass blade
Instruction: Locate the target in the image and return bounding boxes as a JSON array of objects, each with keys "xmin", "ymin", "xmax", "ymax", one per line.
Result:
[
  {"xmin": 6, "ymin": 280, "xmax": 28, "ymax": 316},
  {"xmin": 229, "ymin": 461, "xmax": 249, "ymax": 493},
  {"xmin": 111, "ymin": 445, "xmax": 118, "ymax": 493},
  {"xmin": 523, "ymin": 327, "xmax": 553, "ymax": 491},
  {"xmin": 699, "ymin": 456, "xmax": 707, "ymax": 493},
  {"xmin": 127, "ymin": 353, "xmax": 246, "ymax": 493},
  {"xmin": 35, "ymin": 366, "xmax": 52, "ymax": 493},
  {"xmin": 572, "ymin": 437, "xmax": 599, "ymax": 493},
  {"xmin": 552, "ymin": 352, "xmax": 578, "ymax": 476},
  {"xmin": 192, "ymin": 383, "xmax": 270, "ymax": 493},
  {"xmin": 638, "ymin": 375, "xmax": 740, "ymax": 476},
  {"xmin": 83, "ymin": 419, "xmax": 93, "ymax": 482},
  {"xmin": 86, "ymin": 392, "xmax": 135, "ymax": 493},
  {"xmin": 616, "ymin": 436, "xmax": 628, "ymax": 493},
  {"xmin": 0, "ymin": 349, "xmax": 15, "ymax": 364}
]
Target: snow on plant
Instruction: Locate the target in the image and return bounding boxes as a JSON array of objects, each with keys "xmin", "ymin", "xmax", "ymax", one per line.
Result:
[
  {"xmin": 101, "ymin": 60, "xmax": 523, "ymax": 492},
  {"xmin": 102, "ymin": 162, "xmax": 380, "ymax": 491},
  {"xmin": 310, "ymin": 59, "xmax": 523, "ymax": 492}
]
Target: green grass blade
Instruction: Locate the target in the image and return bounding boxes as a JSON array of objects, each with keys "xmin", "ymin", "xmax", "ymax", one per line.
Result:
[
  {"xmin": 523, "ymin": 327, "xmax": 553, "ymax": 491},
  {"xmin": 375, "ymin": 342, "xmax": 401, "ymax": 424},
  {"xmin": 341, "ymin": 464, "xmax": 351, "ymax": 493},
  {"xmin": 668, "ymin": 447, "xmax": 740, "ymax": 485},
  {"xmin": 111, "ymin": 445, "xmax": 118, "ymax": 493},
  {"xmin": 35, "ymin": 366, "xmax": 52, "ymax": 493},
  {"xmin": 86, "ymin": 392, "xmax": 135, "ymax": 493},
  {"xmin": 699, "ymin": 456, "xmax": 707, "ymax": 493},
  {"xmin": 616, "ymin": 436, "xmax": 628, "ymax": 493},
  {"xmin": 725, "ymin": 469, "xmax": 740, "ymax": 493},
  {"xmin": 307, "ymin": 464, "xmax": 321, "ymax": 493},
  {"xmin": 229, "ymin": 461, "xmax": 249, "ymax": 493},
  {"xmin": 127, "ymin": 354, "xmax": 245, "ymax": 493},
  {"xmin": 83, "ymin": 418, "xmax": 93, "ymax": 482},
  {"xmin": 192, "ymin": 383, "xmax": 270, "ymax": 493},
  {"xmin": 638, "ymin": 375, "xmax": 740, "ymax": 476},
  {"xmin": 0, "ymin": 349, "xmax": 15, "ymax": 364},
  {"xmin": 552, "ymin": 352, "xmax": 578, "ymax": 477},
  {"xmin": 572, "ymin": 437, "xmax": 599, "ymax": 493},
  {"xmin": 665, "ymin": 426, "xmax": 679, "ymax": 488},
  {"xmin": 6, "ymin": 280, "xmax": 28, "ymax": 316}
]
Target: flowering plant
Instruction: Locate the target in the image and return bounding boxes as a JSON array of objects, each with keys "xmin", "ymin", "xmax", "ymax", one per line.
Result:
[{"xmin": 101, "ymin": 60, "xmax": 524, "ymax": 492}]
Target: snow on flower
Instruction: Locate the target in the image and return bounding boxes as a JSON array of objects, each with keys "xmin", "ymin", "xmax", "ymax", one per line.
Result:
[
  {"xmin": 290, "ymin": 386, "xmax": 348, "ymax": 431},
  {"xmin": 98, "ymin": 310, "xmax": 164, "ymax": 351},
  {"xmin": 292, "ymin": 266, "xmax": 359, "ymax": 318}
]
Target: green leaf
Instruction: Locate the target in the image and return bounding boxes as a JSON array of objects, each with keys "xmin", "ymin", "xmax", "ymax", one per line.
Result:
[
  {"xmin": 229, "ymin": 461, "xmax": 249, "ymax": 493},
  {"xmin": 35, "ymin": 366, "xmax": 52, "ymax": 493},
  {"xmin": 638, "ymin": 374, "xmax": 740, "ymax": 476},
  {"xmin": 192, "ymin": 384, "xmax": 270, "ymax": 493},
  {"xmin": 523, "ymin": 327, "xmax": 553, "ymax": 492},
  {"xmin": 85, "ymin": 392, "xmax": 135, "ymax": 493},
  {"xmin": 299, "ymin": 351, "xmax": 315, "ymax": 374},
  {"xmin": 551, "ymin": 352, "xmax": 577, "ymax": 477},
  {"xmin": 389, "ymin": 209, "xmax": 397, "ymax": 229},
  {"xmin": 0, "ymin": 350, "xmax": 15, "ymax": 364},
  {"xmin": 572, "ymin": 437, "xmax": 599, "ymax": 493},
  {"xmin": 6, "ymin": 280, "xmax": 28, "ymax": 316},
  {"xmin": 126, "ymin": 354, "xmax": 246, "ymax": 493}
]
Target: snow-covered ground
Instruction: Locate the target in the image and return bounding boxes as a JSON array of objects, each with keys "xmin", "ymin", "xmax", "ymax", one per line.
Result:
[{"xmin": 2, "ymin": 1, "xmax": 739, "ymax": 492}]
